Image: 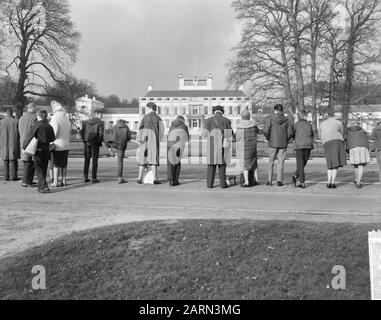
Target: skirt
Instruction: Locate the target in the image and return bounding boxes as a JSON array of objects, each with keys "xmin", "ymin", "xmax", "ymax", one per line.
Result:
[
  {"xmin": 51, "ymin": 150, "xmax": 69, "ymax": 168},
  {"xmin": 324, "ymin": 140, "xmax": 347, "ymax": 170},
  {"xmin": 349, "ymin": 147, "xmax": 370, "ymax": 166}
]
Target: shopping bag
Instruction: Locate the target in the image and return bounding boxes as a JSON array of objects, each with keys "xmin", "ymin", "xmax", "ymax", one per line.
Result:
[
  {"xmin": 23, "ymin": 137, "xmax": 38, "ymax": 155},
  {"xmin": 142, "ymin": 168, "xmax": 154, "ymax": 185}
]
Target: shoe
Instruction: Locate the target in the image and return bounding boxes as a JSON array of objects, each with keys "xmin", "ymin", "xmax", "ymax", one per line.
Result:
[
  {"xmin": 92, "ymin": 179, "xmax": 100, "ymax": 184},
  {"xmin": 331, "ymin": 184, "xmax": 337, "ymax": 189},
  {"xmin": 153, "ymin": 180, "xmax": 162, "ymax": 185},
  {"xmin": 38, "ymin": 188, "xmax": 50, "ymax": 194},
  {"xmin": 50, "ymin": 183, "xmax": 59, "ymax": 188},
  {"xmin": 356, "ymin": 183, "xmax": 362, "ymax": 189},
  {"xmin": 298, "ymin": 183, "xmax": 306, "ymax": 189},
  {"xmin": 22, "ymin": 183, "xmax": 35, "ymax": 188},
  {"xmin": 118, "ymin": 178, "xmax": 126, "ymax": 184},
  {"xmin": 292, "ymin": 176, "xmax": 297, "ymax": 188},
  {"xmin": 327, "ymin": 184, "xmax": 332, "ymax": 189},
  {"xmin": 276, "ymin": 181, "xmax": 285, "ymax": 187},
  {"xmin": 83, "ymin": 178, "xmax": 90, "ymax": 183},
  {"xmin": 137, "ymin": 179, "xmax": 143, "ymax": 185},
  {"xmin": 266, "ymin": 181, "xmax": 273, "ymax": 187},
  {"xmin": 4, "ymin": 178, "xmax": 9, "ymax": 181},
  {"xmin": 12, "ymin": 178, "xmax": 21, "ymax": 182},
  {"xmin": 241, "ymin": 184, "xmax": 250, "ymax": 188},
  {"xmin": 221, "ymin": 185, "xmax": 230, "ymax": 189}
]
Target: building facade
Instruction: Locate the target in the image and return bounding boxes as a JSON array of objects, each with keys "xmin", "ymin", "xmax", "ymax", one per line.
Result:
[{"xmin": 139, "ymin": 74, "xmax": 251, "ymax": 135}]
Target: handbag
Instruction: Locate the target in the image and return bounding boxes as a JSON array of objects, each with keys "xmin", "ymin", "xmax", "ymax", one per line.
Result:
[{"xmin": 24, "ymin": 137, "xmax": 38, "ymax": 155}]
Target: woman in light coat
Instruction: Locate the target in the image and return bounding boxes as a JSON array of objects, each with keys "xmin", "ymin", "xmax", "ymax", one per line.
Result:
[{"xmin": 50, "ymin": 102, "xmax": 71, "ymax": 187}]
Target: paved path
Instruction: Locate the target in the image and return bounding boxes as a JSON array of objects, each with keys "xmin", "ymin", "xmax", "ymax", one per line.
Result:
[{"xmin": 0, "ymin": 158, "xmax": 381, "ymax": 259}]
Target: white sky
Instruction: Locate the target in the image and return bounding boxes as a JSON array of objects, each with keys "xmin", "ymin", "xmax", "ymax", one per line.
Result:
[{"xmin": 68, "ymin": 0, "xmax": 242, "ymax": 100}]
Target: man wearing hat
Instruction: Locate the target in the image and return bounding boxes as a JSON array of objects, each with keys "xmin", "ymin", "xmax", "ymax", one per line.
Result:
[{"xmin": 203, "ymin": 106, "xmax": 233, "ymax": 189}]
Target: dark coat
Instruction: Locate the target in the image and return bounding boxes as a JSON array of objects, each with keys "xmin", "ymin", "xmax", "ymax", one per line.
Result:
[
  {"xmin": 235, "ymin": 120, "xmax": 259, "ymax": 171},
  {"xmin": 203, "ymin": 112, "xmax": 232, "ymax": 165},
  {"xmin": 23, "ymin": 120, "xmax": 55, "ymax": 151},
  {"xmin": 19, "ymin": 112, "xmax": 37, "ymax": 161},
  {"xmin": 293, "ymin": 119, "xmax": 314, "ymax": 150},
  {"xmin": 263, "ymin": 113, "xmax": 294, "ymax": 149},
  {"xmin": 81, "ymin": 118, "xmax": 104, "ymax": 146},
  {"xmin": 371, "ymin": 124, "xmax": 381, "ymax": 152},
  {"xmin": 138, "ymin": 111, "xmax": 165, "ymax": 166},
  {"xmin": 0, "ymin": 115, "xmax": 20, "ymax": 161},
  {"xmin": 346, "ymin": 126, "xmax": 369, "ymax": 151},
  {"xmin": 112, "ymin": 122, "xmax": 132, "ymax": 151},
  {"xmin": 167, "ymin": 119, "xmax": 189, "ymax": 165}
]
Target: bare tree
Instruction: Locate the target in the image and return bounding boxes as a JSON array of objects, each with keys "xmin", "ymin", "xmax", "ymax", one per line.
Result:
[
  {"xmin": 305, "ymin": 0, "xmax": 335, "ymax": 134},
  {"xmin": 1, "ymin": 0, "xmax": 80, "ymax": 118},
  {"xmin": 341, "ymin": 0, "xmax": 381, "ymax": 133},
  {"xmin": 229, "ymin": 0, "xmax": 297, "ymax": 112}
]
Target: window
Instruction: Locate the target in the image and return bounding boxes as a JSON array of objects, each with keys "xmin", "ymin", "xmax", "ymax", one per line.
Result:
[
  {"xmin": 212, "ymin": 98, "xmax": 217, "ymax": 101},
  {"xmin": 134, "ymin": 121, "xmax": 139, "ymax": 130},
  {"xmin": 198, "ymin": 80, "xmax": 207, "ymax": 86},
  {"xmin": 204, "ymin": 98, "xmax": 209, "ymax": 101},
  {"xmin": 166, "ymin": 98, "xmax": 170, "ymax": 101},
  {"xmin": 193, "ymin": 108, "xmax": 198, "ymax": 115},
  {"xmin": 237, "ymin": 98, "xmax": 242, "ymax": 101},
  {"xmin": 229, "ymin": 98, "xmax": 234, "ymax": 101},
  {"xmin": 204, "ymin": 107, "xmax": 209, "ymax": 115},
  {"xmin": 185, "ymin": 80, "xmax": 193, "ymax": 86},
  {"xmin": 192, "ymin": 120, "xmax": 199, "ymax": 128},
  {"xmin": 174, "ymin": 108, "xmax": 178, "ymax": 115},
  {"xmin": 221, "ymin": 98, "xmax": 226, "ymax": 101},
  {"xmin": 157, "ymin": 98, "xmax": 162, "ymax": 101},
  {"xmin": 182, "ymin": 98, "xmax": 187, "ymax": 101},
  {"xmin": 150, "ymin": 98, "xmax": 154, "ymax": 101}
]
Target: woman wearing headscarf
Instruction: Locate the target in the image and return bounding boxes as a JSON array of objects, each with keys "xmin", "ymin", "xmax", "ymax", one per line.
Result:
[
  {"xmin": 320, "ymin": 112, "xmax": 346, "ymax": 189},
  {"xmin": 346, "ymin": 120, "xmax": 370, "ymax": 189},
  {"xmin": 50, "ymin": 102, "xmax": 71, "ymax": 187},
  {"xmin": 235, "ymin": 110, "xmax": 259, "ymax": 187}
]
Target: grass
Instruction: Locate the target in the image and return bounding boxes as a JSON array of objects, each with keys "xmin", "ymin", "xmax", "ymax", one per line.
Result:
[{"xmin": 0, "ymin": 220, "xmax": 376, "ymax": 300}]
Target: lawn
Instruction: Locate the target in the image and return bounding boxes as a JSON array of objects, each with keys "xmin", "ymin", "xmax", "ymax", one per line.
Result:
[{"xmin": 0, "ymin": 220, "xmax": 375, "ymax": 300}]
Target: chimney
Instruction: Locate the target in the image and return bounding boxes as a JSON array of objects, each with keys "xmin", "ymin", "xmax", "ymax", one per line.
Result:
[{"xmin": 148, "ymin": 85, "xmax": 153, "ymax": 92}]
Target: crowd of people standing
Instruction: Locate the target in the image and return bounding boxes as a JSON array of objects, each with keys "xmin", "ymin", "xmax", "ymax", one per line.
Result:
[{"xmin": 0, "ymin": 101, "xmax": 381, "ymax": 193}]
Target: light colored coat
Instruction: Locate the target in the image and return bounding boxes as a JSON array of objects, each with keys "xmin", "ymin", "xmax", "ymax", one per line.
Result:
[
  {"xmin": 50, "ymin": 110, "xmax": 71, "ymax": 151},
  {"xmin": 19, "ymin": 112, "xmax": 37, "ymax": 161},
  {"xmin": 320, "ymin": 117, "xmax": 344, "ymax": 145},
  {"xmin": 138, "ymin": 111, "xmax": 165, "ymax": 166},
  {"xmin": 0, "ymin": 115, "xmax": 20, "ymax": 161}
]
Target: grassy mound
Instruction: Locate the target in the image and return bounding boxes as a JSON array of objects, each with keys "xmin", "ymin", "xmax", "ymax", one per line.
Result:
[{"xmin": 0, "ymin": 220, "xmax": 375, "ymax": 300}]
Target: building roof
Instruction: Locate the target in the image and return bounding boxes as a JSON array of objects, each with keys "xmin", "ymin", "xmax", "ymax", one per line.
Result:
[
  {"xmin": 101, "ymin": 108, "xmax": 139, "ymax": 115},
  {"xmin": 144, "ymin": 90, "xmax": 247, "ymax": 98},
  {"xmin": 76, "ymin": 96, "xmax": 104, "ymax": 104}
]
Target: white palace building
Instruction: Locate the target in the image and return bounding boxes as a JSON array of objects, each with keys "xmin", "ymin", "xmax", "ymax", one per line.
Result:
[{"xmin": 139, "ymin": 74, "xmax": 251, "ymax": 135}]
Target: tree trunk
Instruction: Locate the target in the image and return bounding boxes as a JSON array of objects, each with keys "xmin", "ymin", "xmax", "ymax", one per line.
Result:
[
  {"xmin": 15, "ymin": 44, "xmax": 28, "ymax": 119},
  {"xmin": 343, "ymin": 41, "xmax": 355, "ymax": 137},
  {"xmin": 289, "ymin": 0, "xmax": 305, "ymax": 113},
  {"xmin": 310, "ymin": 47, "xmax": 318, "ymax": 136},
  {"xmin": 280, "ymin": 43, "xmax": 296, "ymax": 112}
]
